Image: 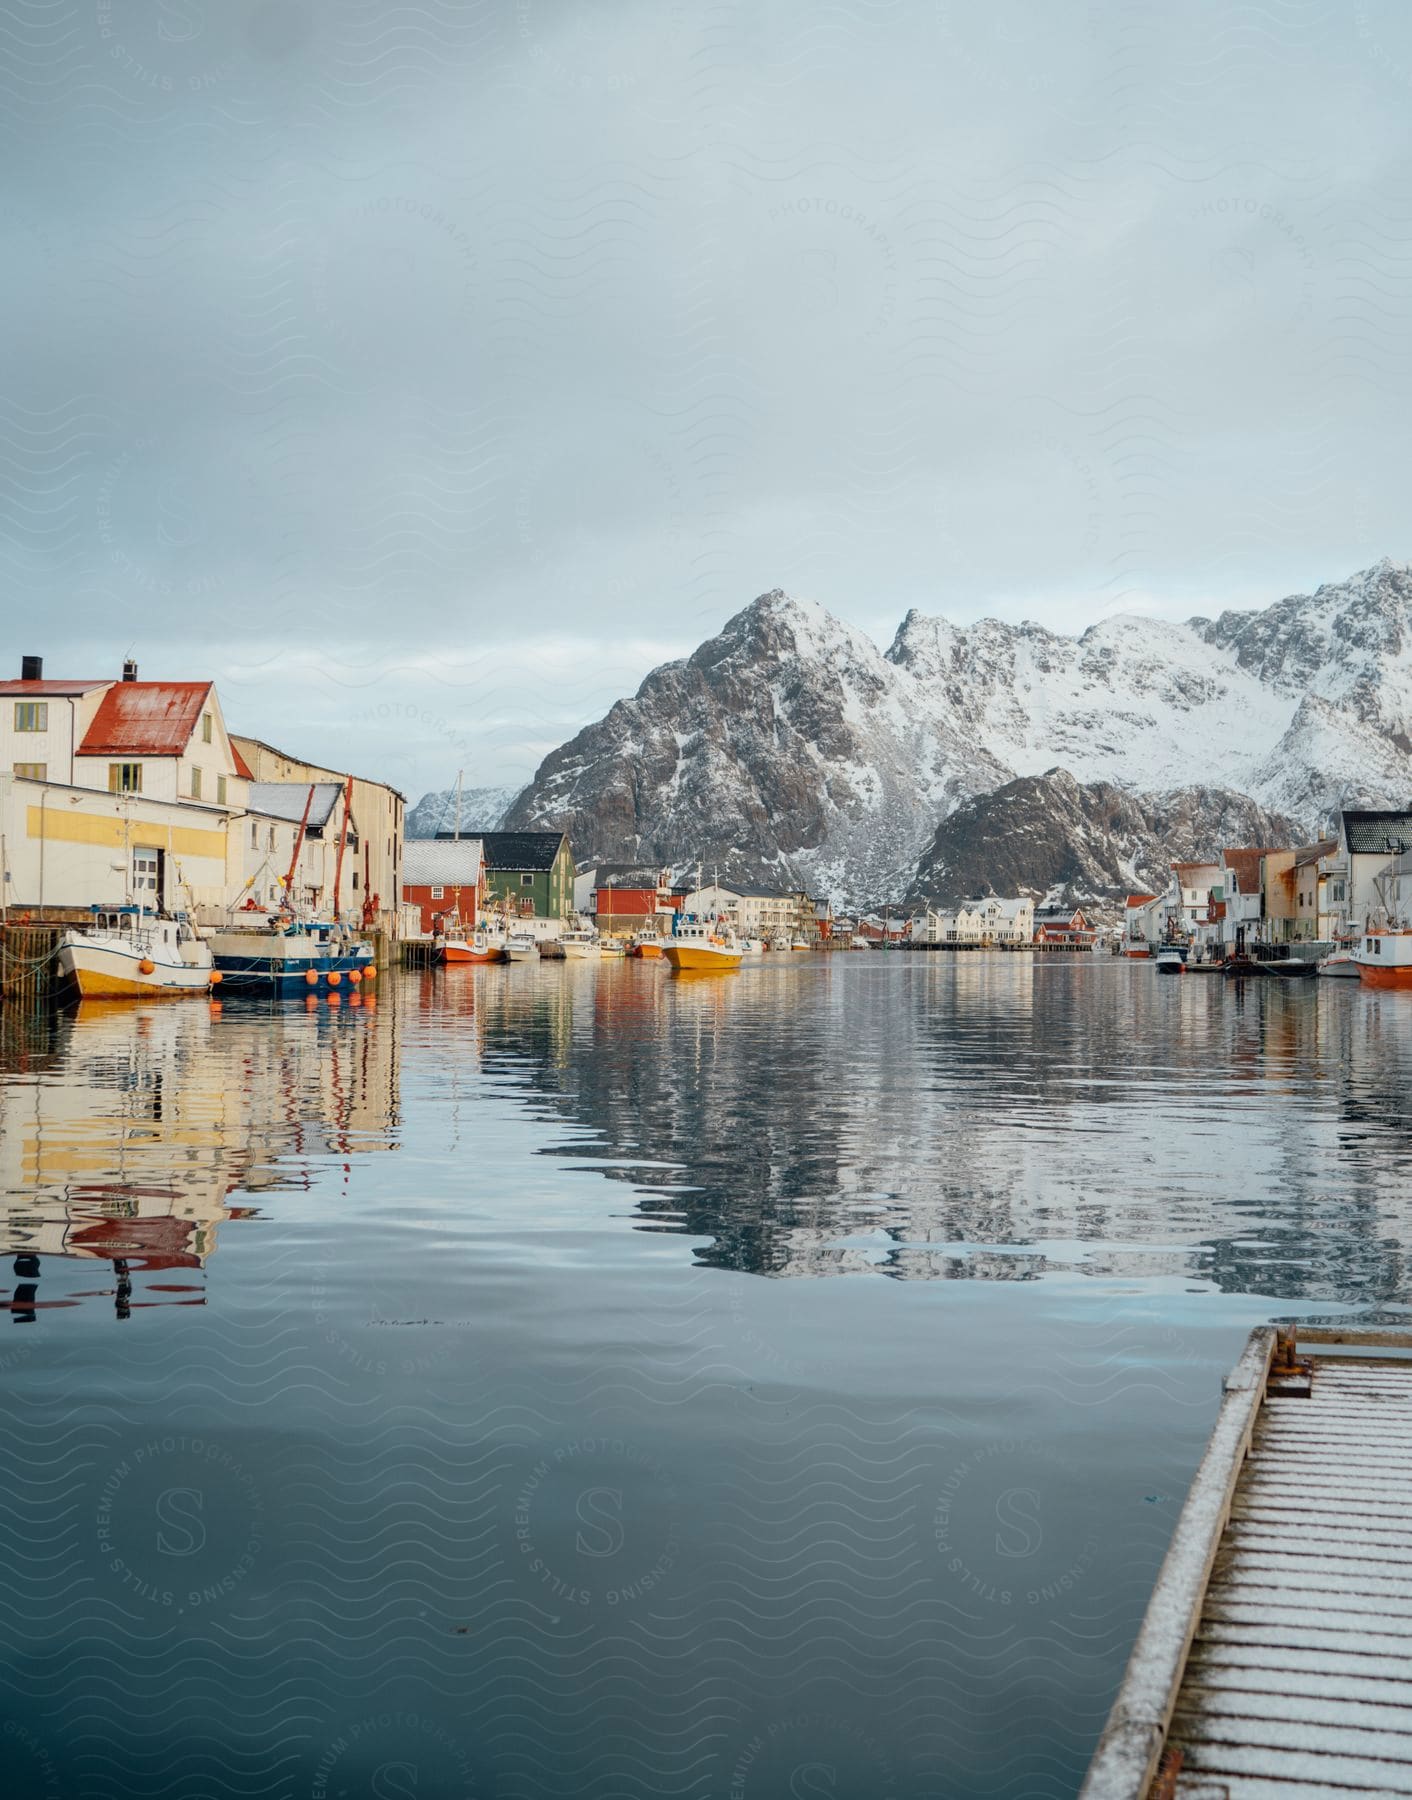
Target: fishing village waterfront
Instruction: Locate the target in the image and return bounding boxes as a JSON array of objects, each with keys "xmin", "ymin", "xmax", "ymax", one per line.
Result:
[
  {"xmin": 3, "ymin": 952, "xmax": 1412, "ymax": 1796},
  {"xmin": 7, "ymin": 650, "xmax": 1412, "ymax": 1794}
]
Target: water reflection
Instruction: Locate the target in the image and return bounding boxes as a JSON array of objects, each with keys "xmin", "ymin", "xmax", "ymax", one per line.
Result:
[
  {"xmin": 466, "ymin": 958, "xmax": 1412, "ymax": 1302},
  {"xmin": 0, "ymin": 995, "xmax": 399, "ymax": 1324},
  {"xmin": 0, "ymin": 959, "xmax": 1409, "ymax": 1800}
]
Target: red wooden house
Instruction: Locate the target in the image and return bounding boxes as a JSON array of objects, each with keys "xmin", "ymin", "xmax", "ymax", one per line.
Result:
[{"xmin": 403, "ymin": 839, "xmax": 482, "ymax": 935}]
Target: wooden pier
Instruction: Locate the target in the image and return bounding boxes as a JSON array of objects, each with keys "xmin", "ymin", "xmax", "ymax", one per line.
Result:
[
  {"xmin": 1084, "ymin": 1324, "xmax": 1412, "ymax": 1798},
  {"xmin": 0, "ymin": 920, "xmax": 64, "ymax": 1005}
]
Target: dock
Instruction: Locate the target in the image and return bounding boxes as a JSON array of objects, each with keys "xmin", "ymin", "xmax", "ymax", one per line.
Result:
[{"xmin": 1084, "ymin": 1325, "xmax": 1412, "ymax": 1798}]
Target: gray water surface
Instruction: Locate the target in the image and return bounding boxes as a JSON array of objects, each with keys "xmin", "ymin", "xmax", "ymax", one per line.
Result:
[{"xmin": 2, "ymin": 955, "xmax": 1407, "ymax": 1798}]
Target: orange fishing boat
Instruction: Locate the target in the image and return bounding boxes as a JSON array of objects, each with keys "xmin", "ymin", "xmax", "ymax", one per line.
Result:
[{"xmin": 1354, "ymin": 927, "xmax": 1412, "ymax": 989}]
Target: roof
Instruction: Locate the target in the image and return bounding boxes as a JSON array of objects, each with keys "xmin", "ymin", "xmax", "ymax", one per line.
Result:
[
  {"xmin": 231, "ymin": 742, "xmax": 254, "ymax": 780},
  {"xmin": 79, "ymin": 682, "xmax": 212, "ymax": 757},
  {"xmin": 0, "ymin": 679, "xmax": 110, "ymax": 696},
  {"xmin": 404, "ymin": 839, "xmax": 483, "ymax": 887},
  {"xmin": 1221, "ymin": 847, "xmax": 1274, "ymax": 893},
  {"xmin": 1171, "ymin": 860, "xmax": 1220, "ymax": 872},
  {"xmin": 1293, "ymin": 838, "xmax": 1337, "ymax": 868},
  {"xmin": 1126, "ymin": 894, "xmax": 1158, "ymax": 908},
  {"xmin": 591, "ymin": 865, "xmax": 666, "ymax": 889},
  {"xmin": 247, "ymin": 782, "xmax": 342, "ymax": 827},
  {"xmin": 477, "ymin": 830, "xmax": 567, "ymax": 872},
  {"xmin": 1343, "ymin": 809, "xmax": 1412, "ymax": 856},
  {"xmin": 230, "ymin": 734, "xmax": 405, "ymax": 802}
]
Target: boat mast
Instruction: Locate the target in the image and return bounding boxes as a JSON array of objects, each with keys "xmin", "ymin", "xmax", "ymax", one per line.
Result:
[
  {"xmin": 284, "ymin": 783, "xmax": 316, "ymax": 911},
  {"xmin": 332, "ymin": 774, "xmax": 354, "ymax": 922}
]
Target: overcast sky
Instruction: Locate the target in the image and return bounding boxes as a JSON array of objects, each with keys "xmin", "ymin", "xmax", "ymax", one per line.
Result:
[{"xmin": 4, "ymin": 2, "xmax": 1411, "ymax": 799}]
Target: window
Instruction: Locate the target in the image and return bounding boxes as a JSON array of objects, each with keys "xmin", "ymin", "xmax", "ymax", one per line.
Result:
[
  {"xmin": 132, "ymin": 848, "xmax": 159, "ymax": 896},
  {"xmin": 251, "ymin": 822, "xmax": 259, "ymax": 848},
  {"xmin": 202, "ymin": 712, "xmax": 213, "ymax": 743},
  {"xmin": 268, "ymin": 826, "xmax": 275, "ymax": 851},
  {"xmin": 13, "ymin": 702, "xmax": 47, "ymax": 732},
  {"xmin": 109, "ymin": 762, "xmax": 142, "ymax": 793},
  {"xmin": 352, "ymin": 872, "xmax": 359, "ymax": 890},
  {"xmin": 430, "ymin": 885, "xmax": 444, "ymax": 900},
  {"xmin": 12, "ymin": 762, "xmax": 45, "ymax": 780},
  {"xmin": 521, "ymin": 873, "xmax": 534, "ymax": 887},
  {"xmin": 191, "ymin": 767, "xmax": 202, "ymax": 799},
  {"xmin": 216, "ymin": 774, "xmax": 227, "ymax": 805}
]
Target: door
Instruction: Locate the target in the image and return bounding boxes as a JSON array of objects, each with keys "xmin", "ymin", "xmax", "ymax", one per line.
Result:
[{"xmin": 132, "ymin": 847, "xmax": 165, "ymax": 910}]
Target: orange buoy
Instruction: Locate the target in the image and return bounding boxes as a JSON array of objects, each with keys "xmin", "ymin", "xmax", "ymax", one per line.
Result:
[
  {"xmin": 305, "ymin": 969, "xmax": 319, "ymax": 985},
  {"xmin": 139, "ymin": 959, "xmax": 155, "ymax": 975},
  {"xmin": 327, "ymin": 971, "xmax": 341, "ymax": 987},
  {"xmin": 348, "ymin": 969, "xmax": 362, "ymax": 984},
  {"xmin": 364, "ymin": 965, "xmax": 377, "ymax": 980},
  {"xmin": 209, "ymin": 970, "xmax": 223, "ymax": 985}
]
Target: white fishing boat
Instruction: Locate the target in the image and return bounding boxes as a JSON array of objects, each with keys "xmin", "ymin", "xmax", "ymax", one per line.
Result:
[
  {"xmin": 739, "ymin": 937, "xmax": 766, "ymax": 955},
  {"xmin": 1154, "ymin": 944, "xmax": 1187, "ymax": 974},
  {"xmin": 1316, "ymin": 945, "xmax": 1361, "ymax": 978},
  {"xmin": 560, "ymin": 927, "xmax": 601, "ymax": 960},
  {"xmin": 56, "ymin": 907, "xmax": 213, "ymax": 1000},
  {"xmin": 505, "ymin": 931, "xmax": 540, "ymax": 963}
]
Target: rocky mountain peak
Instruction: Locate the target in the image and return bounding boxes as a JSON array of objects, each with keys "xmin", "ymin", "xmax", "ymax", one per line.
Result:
[{"xmin": 504, "ymin": 560, "xmax": 1412, "ymax": 906}]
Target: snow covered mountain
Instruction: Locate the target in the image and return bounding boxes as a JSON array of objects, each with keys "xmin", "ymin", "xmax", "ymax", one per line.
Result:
[
  {"xmin": 906, "ymin": 771, "xmax": 1301, "ymax": 909},
  {"xmin": 505, "ymin": 560, "xmax": 1412, "ymax": 903},
  {"xmin": 406, "ymin": 784, "xmax": 517, "ymax": 839}
]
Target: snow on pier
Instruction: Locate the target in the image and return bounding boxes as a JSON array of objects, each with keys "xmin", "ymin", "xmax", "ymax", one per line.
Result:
[{"xmin": 1084, "ymin": 1325, "xmax": 1412, "ymax": 1798}]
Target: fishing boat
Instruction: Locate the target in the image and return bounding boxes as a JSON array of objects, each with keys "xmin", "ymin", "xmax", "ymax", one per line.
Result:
[
  {"xmin": 790, "ymin": 938, "xmax": 811, "ymax": 951},
  {"xmin": 1153, "ymin": 944, "xmax": 1186, "ymax": 974},
  {"xmin": 208, "ymin": 910, "xmax": 373, "ymax": 994},
  {"xmin": 739, "ymin": 936, "xmax": 765, "ymax": 955},
  {"xmin": 504, "ymin": 931, "xmax": 540, "ymax": 963},
  {"xmin": 1317, "ymin": 944, "xmax": 1361, "ymax": 978},
  {"xmin": 1223, "ymin": 945, "xmax": 1318, "ymax": 980},
  {"xmin": 561, "ymin": 927, "xmax": 602, "ymax": 960},
  {"xmin": 441, "ymin": 923, "xmax": 505, "ymax": 965},
  {"xmin": 56, "ymin": 907, "xmax": 212, "ymax": 1000},
  {"xmin": 1353, "ymin": 926, "xmax": 1412, "ymax": 989},
  {"xmin": 664, "ymin": 921, "xmax": 744, "ymax": 972}
]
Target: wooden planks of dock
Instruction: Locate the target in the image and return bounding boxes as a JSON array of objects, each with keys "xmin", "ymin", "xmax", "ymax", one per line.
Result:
[{"xmin": 1084, "ymin": 1325, "xmax": 1412, "ymax": 1799}]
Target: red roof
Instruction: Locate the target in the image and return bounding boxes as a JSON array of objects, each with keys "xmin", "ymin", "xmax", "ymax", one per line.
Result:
[
  {"xmin": 0, "ymin": 679, "xmax": 110, "ymax": 696},
  {"xmin": 1125, "ymin": 893, "xmax": 1157, "ymax": 908},
  {"xmin": 231, "ymin": 742, "xmax": 254, "ymax": 780},
  {"xmin": 1221, "ymin": 847, "xmax": 1273, "ymax": 894},
  {"xmin": 79, "ymin": 682, "xmax": 212, "ymax": 757}
]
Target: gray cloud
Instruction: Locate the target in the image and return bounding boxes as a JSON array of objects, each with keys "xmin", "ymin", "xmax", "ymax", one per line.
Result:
[{"xmin": 3, "ymin": 1, "xmax": 1410, "ymax": 794}]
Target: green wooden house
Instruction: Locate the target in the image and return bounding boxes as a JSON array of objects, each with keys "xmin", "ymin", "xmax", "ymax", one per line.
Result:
[{"xmin": 473, "ymin": 829, "xmax": 575, "ymax": 920}]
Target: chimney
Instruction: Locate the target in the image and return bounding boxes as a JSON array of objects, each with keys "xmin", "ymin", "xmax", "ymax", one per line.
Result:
[
  {"xmin": 122, "ymin": 658, "xmax": 138, "ymax": 683},
  {"xmin": 20, "ymin": 655, "xmax": 41, "ymax": 682}
]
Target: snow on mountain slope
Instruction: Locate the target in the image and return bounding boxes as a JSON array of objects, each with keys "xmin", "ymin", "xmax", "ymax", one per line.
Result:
[
  {"xmin": 407, "ymin": 784, "xmax": 517, "ymax": 838},
  {"xmin": 887, "ymin": 609, "xmax": 1292, "ymax": 794},
  {"xmin": 506, "ymin": 561, "xmax": 1412, "ymax": 903}
]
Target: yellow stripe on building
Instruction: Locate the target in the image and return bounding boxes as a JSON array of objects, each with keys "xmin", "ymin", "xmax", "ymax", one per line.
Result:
[{"xmin": 25, "ymin": 806, "xmax": 227, "ymax": 859}]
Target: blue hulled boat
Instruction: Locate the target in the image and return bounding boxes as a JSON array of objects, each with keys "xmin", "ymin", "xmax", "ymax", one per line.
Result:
[{"xmin": 207, "ymin": 913, "xmax": 374, "ymax": 994}]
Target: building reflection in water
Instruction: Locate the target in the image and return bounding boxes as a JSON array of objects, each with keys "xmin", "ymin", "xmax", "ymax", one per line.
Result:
[
  {"xmin": 4, "ymin": 962, "xmax": 1412, "ymax": 1322},
  {"xmin": 0, "ymin": 993, "xmax": 400, "ymax": 1325}
]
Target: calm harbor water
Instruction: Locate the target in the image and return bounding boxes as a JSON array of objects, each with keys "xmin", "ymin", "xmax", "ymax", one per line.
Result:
[{"xmin": 2, "ymin": 955, "xmax": 1409, "ymax": 1799}]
